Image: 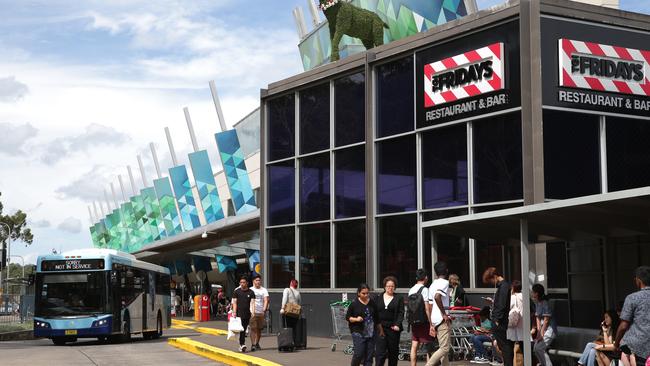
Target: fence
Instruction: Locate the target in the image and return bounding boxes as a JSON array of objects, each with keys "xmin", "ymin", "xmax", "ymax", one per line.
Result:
[{"xmin": 0, "ymin": 294, "xmax": 34, "ymax": 324}]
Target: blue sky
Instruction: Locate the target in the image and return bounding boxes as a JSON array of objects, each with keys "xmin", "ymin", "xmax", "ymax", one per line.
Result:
[{"xmin": 0, "ymin": 0, "xmax": 649, "ymax": 264}]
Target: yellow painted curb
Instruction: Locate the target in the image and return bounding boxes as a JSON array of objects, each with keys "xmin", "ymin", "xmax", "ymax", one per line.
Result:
[
  {"xmin": 195, "ymin": 327, "xmax": 228, "ymax": 336},
  {"xmin": 171, "ymin": 319, "xmax": 197, "ymax": 326},
  {"xmin": 172, "ymin": 323, "xmax": 197, "ymax": 331},
  {"xmin": 168, "ymin": 337, "xmax": 283, "ymax": 366}
]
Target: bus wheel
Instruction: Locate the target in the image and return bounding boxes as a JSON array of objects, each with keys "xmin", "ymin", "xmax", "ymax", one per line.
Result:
[
  {"xmin": 52, "ymin": 337, "xmax": 66, "ymax": 346},
  {"xmin": 121, "ymin": 317, "xmax": 131, "ymax": 343},
  {"xmin": 154, "ymin": 313, "xmax": 162, "ymax": 339}
]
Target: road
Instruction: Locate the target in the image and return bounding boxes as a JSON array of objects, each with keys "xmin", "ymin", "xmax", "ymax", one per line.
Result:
[{"xmin": 0, "ymin": 328, "xmax": 224, "ymax": 366}]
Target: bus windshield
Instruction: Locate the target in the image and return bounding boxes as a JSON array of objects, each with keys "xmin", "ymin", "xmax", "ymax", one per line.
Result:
[{"xmin": 35, "ymin": 272, "xmax": 107, "ymax": 317}]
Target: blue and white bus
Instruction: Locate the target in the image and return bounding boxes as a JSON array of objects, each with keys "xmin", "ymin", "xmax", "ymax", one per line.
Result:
[{"xmin": 34, "ymin": 249, "xmax": 171, "ymax": 345}]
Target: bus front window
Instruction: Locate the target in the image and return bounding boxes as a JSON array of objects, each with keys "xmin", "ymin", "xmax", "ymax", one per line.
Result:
[{"xmin": 36, "ymin": 272, "xmax": 106, "ymax": 317}]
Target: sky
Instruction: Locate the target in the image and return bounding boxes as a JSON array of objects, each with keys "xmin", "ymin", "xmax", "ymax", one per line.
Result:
[{"xmin": 1, "ymin": 0, "xmax": 649, "ymax": 265}]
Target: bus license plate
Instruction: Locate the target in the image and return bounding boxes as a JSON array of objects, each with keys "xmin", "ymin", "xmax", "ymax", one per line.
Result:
[{"xmin": 65, "ymin": 330, "xmax": 77, "ymax": 335}]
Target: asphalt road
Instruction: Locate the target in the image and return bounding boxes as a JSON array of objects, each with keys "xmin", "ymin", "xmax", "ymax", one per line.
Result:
[{"xmin": 0, "ymin": 328, "xmax": 223, "ymax": 366}]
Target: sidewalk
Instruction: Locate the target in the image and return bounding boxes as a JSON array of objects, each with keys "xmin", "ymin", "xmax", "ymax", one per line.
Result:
[{"xmin": 170, "ymin": 317, "xmax": 353, "ymax": 365}]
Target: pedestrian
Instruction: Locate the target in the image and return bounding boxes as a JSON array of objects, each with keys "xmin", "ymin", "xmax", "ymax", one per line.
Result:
[
  {"xmin": 280, "ymin": 279, "xmax": 301, "ymax": 343},
  {"xmin": 249, "ymin": 274, "xmax": 269, "ymax": 351},
  {"xmin": 470, "ymin": 306, "xmax": 496, "ymax": 363},
  {"xmin": 531, "ymin": 284, "xmax": 557, "ymax": 366},
  {"xmin": 346, "ymin": 283, "xmax": 384, "ymax": 366},
  {"xmin": 449, "ymin": 274, "xmax": 466, "ymax": 307},
  {"xmin": 507, "ymin": 280, "xmax": 525, "ymax": 366},
  {"xmin": 232, "ymin": 275, "xmax": 254, "ymax": 353},
  {"xmin": 376, "ymin": 276, "xmax": 404, "ymax": 366},
  {"xmin": 425, "ymin": 261, "xmax": 451, "ymax": 366},
  {"xmin": 408, "ymin": 268, "xmax": 433, "ymax": 366},
  {"xmin": 482, "ymin": 267, "xmax": 514, "ymax": 366},
  {"xmin": 614, "ymin": 266, "xmax": 650, "ymax": 366}
]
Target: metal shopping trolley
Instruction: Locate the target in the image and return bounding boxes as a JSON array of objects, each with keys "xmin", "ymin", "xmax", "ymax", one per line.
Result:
[
  {"xmin": 330, "ymin": 301, "xmax": 354, "ymax": 355},
  {"xmin": 448, "ymin": 306, "xmax": 481, "ymax": 361},
  {"xmin": 397, "ymin": 325, "xmax": 433, "ymax": 361}
]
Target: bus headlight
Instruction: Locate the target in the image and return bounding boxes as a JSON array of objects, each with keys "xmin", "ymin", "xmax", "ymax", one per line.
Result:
[
  {"xmin": 35, "ymin": 321, "xmax": 50, "ymax": 328},
  {"xmin": 92, "ymin": 319, "xmax": 108, "ymax": 327}
]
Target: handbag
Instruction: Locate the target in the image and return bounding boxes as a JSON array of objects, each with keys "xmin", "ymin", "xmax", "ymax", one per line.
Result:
[
  {"xmin": 228, "ymin": 316, "xmax": 244, "ymax": 333},
  {"xmin": 283, "ymin": 288, "xmax": 302, "ymax": 318}
]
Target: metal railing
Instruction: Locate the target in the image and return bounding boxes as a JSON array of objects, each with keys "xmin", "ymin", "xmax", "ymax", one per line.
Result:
[{"xmin": 0, "ymin": 294, "xmax": 34, "ymax": 324}]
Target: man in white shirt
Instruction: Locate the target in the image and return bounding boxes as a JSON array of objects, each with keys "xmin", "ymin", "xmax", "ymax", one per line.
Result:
[
  {"xmin": 426, "ymin": 261, "xmax": 451, "ymax": 366},
  {"xmin": 249, "ymin": 274, "xmax": 269, "ymax": 351}
]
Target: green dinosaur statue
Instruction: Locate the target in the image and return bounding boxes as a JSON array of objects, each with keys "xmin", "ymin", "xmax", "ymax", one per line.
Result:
[{"xmin": 319, "ymin": 0, "xmax": 389, "ymax": 62}]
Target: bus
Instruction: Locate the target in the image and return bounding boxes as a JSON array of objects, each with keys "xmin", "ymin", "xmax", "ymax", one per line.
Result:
[{"xmin": 34, "ymin": 249, "xmax": 171, "ymax": 345}]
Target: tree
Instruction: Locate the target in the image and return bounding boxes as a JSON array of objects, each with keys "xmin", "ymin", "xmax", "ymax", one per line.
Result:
[{"xmin": 0, "ymin": 191, "xmax": 34, "ymax": 246}]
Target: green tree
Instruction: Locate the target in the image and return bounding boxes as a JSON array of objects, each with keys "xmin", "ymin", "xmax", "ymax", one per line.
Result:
[{"xmin": 0, "ymin": 192, "xmax": 34, "ymax": 245}]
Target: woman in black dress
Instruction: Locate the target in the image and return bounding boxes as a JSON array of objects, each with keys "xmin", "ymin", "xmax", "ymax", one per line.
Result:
[{"xmin": 376, "ymin": 276, "xmax": 404, "ymax": 366}]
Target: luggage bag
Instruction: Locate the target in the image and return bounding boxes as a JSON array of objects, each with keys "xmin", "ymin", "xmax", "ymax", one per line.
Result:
[
  {"xmin": 277, "ymin": 317, "xmax": 295, "ymax": 352},
  {"xmin": 294, "ymin": 318, "xmax": 307, "ymax": 349}
]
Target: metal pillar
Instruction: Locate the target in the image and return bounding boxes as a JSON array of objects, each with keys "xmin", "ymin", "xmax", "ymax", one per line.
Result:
[{"xmin": 520, "ymin": 219, "xmax": 533, "ymax": 366}]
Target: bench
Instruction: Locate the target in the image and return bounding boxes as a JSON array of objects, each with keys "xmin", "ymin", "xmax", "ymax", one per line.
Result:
[{"xmin": 547, "ymin": 326, "xmax": 599, "ymax": 366}]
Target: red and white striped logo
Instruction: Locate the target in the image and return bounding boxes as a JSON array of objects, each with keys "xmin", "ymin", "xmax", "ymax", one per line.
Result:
[
  {"xmin": 423, "ymin": 43, "xmax": 505, "ymax": 108},
  {"xmin": 559, "ymin": 38, "xmax": 650, "ymax": 96}
]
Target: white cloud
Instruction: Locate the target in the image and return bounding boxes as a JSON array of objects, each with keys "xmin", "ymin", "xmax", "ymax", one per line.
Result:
[
  {"xmin": 55, "ymin": 165, "xmax": 121, "ymax": 203},
  {"xmin": 30, "ymin": 219, "xmax": 51, "ymax": 228},
  {"xmin": 0, "ymin": 76, "xmax": 29, "ymax": 102},
  {"xmin": 57, "ymin": 217, "xmax": 82, "ymax": 234},
  {"xmin": 40, "ymin": 123, "xmax": 131, "ymax": 164},
  {"xmin": 0, "ymin": 122, "xmax": 38, "ymax": 156}
]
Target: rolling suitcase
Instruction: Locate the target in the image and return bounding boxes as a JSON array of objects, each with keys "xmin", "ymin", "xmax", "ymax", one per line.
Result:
[
  {"xmin": 277, "ymin": 318, "xmax": 295, "ymax": 352},
  {"xmin": 294, "ymin": 318, "xmax": 307, "ymax": 349}
]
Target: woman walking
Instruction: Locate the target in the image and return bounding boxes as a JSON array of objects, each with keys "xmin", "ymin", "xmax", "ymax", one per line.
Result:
[
  {"xmin": 376, "ymin": 276, "xmax": 404, "ymax": 366},
  {"xmin": 346, "ymin": 284, "xmax": 384, "ymax": 366}
]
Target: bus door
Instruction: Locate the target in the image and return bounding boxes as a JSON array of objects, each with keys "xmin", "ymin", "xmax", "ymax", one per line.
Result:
[
  {"xmin": 110, "ymin": 269, "xmax": 122, "ymax": 334},
  {"xmin": 147, "ymin": 272, "xmax": 156, "ymax": 330}
]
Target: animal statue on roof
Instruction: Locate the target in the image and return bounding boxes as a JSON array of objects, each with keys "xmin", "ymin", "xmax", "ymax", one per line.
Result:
[{"xmin": 319, "ymin": 0, "xmax": 389, "ymax": 62}]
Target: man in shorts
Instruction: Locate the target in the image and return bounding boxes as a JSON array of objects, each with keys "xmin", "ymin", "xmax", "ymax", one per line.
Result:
[
  {"xmin": 408, "ymin": 268, "xmax": 433, "ymax": 366},
  {"xmin": 249, "ymin": 274, "xmax": 269, "ymax": 351},
  {"xmin": 232, "ymin": 275, "xmax": 254, "ymax": 352}
]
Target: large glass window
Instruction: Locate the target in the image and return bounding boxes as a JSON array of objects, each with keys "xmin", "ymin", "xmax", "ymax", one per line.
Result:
[
  {"xmin": 335, "ymin": 72, "xmax": 365, "ymax": 146},
  {"xmin": 268, "ymin": 227, "xmax": 295, "ymax": 288},
  {"xmin": 422, "ymin": 125, "xmax": 468, "ymax": 209},
  {"xmin": 606, "ymin": 117, "xmax": 650, "ymax": 191},
  {"xmin": 544, "ymin": 110, "xmax": 600, "ymax": 199},
  {"xmin": 336, "ymin": 220, "xmax": 366, "ymax": 288},
  {"xmin": 436, "ymin": 234, "xmax": 470, "ymax": 288},
  {"xmin": 376, "ymin": 57, "xmax": 414, "ymax": 138},
  {"xmin": 377, "ymin": 135, "xmax": 416, "ymax": 214},
  {"xmin": 335, "ymin": 146, "xmax": 366, "ymax": 218},
  {"xmin": 35, "ymin": 272, "xmax": 107, "ymax": 317},
  {"xmin": 300, "ymin": 83, "xmax": 330, "ymax": 154},
  {"xmin": 268, "ymin": 94, "xmax": 295, "ymax": 161},
  {"xmin": 268, "ymin": 160, "xmax": 294, "ymax": 226},
  {"xmin": 473, "ymin": 113, "xmax": 523, "ymax": 203},
  {"xmin": 300, "ymin": 223, "xmax": 330, "ymax": 288},
  {"xmin": 300, "ymin": 153, "xmax": 330, "ymax": 222},
  {"xmin": 475, "ymin": 240, "xmax": 521, "ymax": 286},
  {"xmin": 378, "ymin": 214, "xmax": 417, "ymax": 286}
]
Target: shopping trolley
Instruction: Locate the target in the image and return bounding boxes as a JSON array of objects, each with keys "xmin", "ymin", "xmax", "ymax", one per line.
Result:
[
  {"xmin": 397, "ymin": 325, "xmax": 433, "ymax": 361},
  {"xmin": 330, "ymin": 301, "xmax": 354, "ymax": 355},
  {"xmin": 448, "ymin": 306, "xmax": 481, "ymax": 361}
]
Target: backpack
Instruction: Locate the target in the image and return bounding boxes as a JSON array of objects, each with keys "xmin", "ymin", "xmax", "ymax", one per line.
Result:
[{"xmin": 407, "ymin": 286, "xmax": 428, "ymax": 326}]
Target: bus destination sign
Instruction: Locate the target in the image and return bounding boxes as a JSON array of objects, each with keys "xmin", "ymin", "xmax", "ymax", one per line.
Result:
[{"xmin": 41, "ymin": 259, "xmax": 105, "ymax": 271}]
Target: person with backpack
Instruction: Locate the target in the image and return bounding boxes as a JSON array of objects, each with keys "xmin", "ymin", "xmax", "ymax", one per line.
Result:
[{"xmin": 408, "ymin": 268, "xmax": 433, "ymax": 366}]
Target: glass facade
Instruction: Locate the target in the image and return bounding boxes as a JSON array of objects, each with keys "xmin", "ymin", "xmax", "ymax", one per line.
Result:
[
  {"xmin": 606, "ymin": 117, "xmax": 650, "ymax": 192},
  {"xmin": 268, "ymin": 160, "xmax": 294, "ymax": 226},
  {"xmin": 376, "ymin": 57, "xmax": 414, "ymax": 138},
  {"xmin": 267, "ymin": 94, "xmax": 295, "ymax": 162},
  {"xmin": 300, "ymin": 153, "xmax": 330, "ymax": 222},
  {"xmin": 300, "ymin": 223, "xmax": 330, "ymax": 288},
  {"xmin": 377, "ymin": 214, "xmax": 417, "ymax": 285},
  {"xmin": 376, "ymin": 135, "xmax": 416, "ymax": 214},
  {"xmin": 335, "ymin": 220, "xmax": 366, "ymax": 288},
  {"xmin": 300, "ymin": 83, "xmax": 330, "ymax": 154},
  {"xmin": 335, "ymin": 72, "xmax": 365, "ymax": 147},
  {"xmin": 422, "ymin": 125, "xmax": 468, "ymax": 209},
  {"xmin": 268, "ymin": 227, "xmax": 295, "ymax": 288},
  {"xmin": 335, "ymin": 146, "xmax": 366, "ymax": 218}
]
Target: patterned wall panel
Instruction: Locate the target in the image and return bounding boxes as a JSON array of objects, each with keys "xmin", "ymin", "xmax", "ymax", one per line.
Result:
[
  {"xmin": 215, "ymin": 130, "xmax": 257, "ymax": 215},
  {"xmin": 141, "ymin": 187, "xmax": 166, "ymax": 241},
  {"xmin": 90, "ymin": 225, "xmax": 99, "ymax": 248},
  {"xmin": 120, "ymin": 202, "xmax": 137, "ymax": 252},
  {"xmin": 169, "ymin": 165, "xmax": 201, "ymax": 231},
  {"xmin": 299, "ymin": 0, "xmax": 475, "ymax": 70},
  {"xmin": 188, "ymin": 150, "xmax": 224, "ymax": 224},
  {"xmin": 130, "ymin": 194, "xmax": 152, "ymax": 251},
  {"xmin": 154, "ymin": 177, "xmax": 183, "ymax": 236}
]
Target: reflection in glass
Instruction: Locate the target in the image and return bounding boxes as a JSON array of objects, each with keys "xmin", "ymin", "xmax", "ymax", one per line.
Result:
[
  {"xmin": 436, "ymin": 234, "xmax": 470, "ymax": 288},
  {"xmin": 268, "ymin": 161, "xmax": 295, "ymax": 226},
  {"xmin": 335, "ymin": 220, "xmax": 366, "ymax": 288},
  {"xmin": 300, "ymin": 153, "xmax": 330, "ymax": 222},
  {"xmin": 300, "ymin": 223, "xmax": 330, "ymax": 288},
  {"xmin": 335, "ymin": 146, "xmax": 366, "ymax": 218},
  {"xmin": 376, "ymin": 57, "xmax": 414, "ymax": 138},
  {"xmin": 35, "ymin": 272, "xmax": 107, "ymax": 317},
  {"xmin": 474, "ymin": 241, "xmax": 521, "ymax": 285},
  {"xmin": 377, "ymin": 135, "xmax": 416, "ymax": 214},
  {"xmin": 422, "ymin": 125, "xmax": 468, "ymax": 209},
  {"xmin": 473, "ymin": 113, "xmax": 523, "ymax": 203},
  {"xmin": 268, "ymin": 94, "xmax": 295, "ymax": 161},
  {"xmin": 378, "ymin": 214, "xmax": 417, "ymax": 285},
  {"xmin": 268, "ymin": 227, "xmax": 295, "ymax": 288},
  {"xmin": 335, "ymin": 72, "xmax": 365, "ymax": 146},
  {"xmin": 300, "ymin": 83, "xmax": 330, "ymax": 154},
  {"xmin": 606, "ymin": 116, "xmax": 650, "ymax": 191}
]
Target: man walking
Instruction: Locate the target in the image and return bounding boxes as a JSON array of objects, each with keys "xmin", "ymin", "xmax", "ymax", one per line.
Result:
[
  {"xmin": 482, "ymin": 267, "xmax": 513, "ymax": 366},
  {"xmin": 250, "ymin": 274, "xmax": 269, "ymax": 351},
  {"xmin": 614, "ymin": 266, "xmax": 650, "ymax": 366},
  {"xmin": 408, "ymin": 268, "xmax": 433, "ymax": 366},
  {"xmin": 232, "ymin": 275, "xmax": 254, "ymax": 352},
  {"xmin": 426, "ymin": 262, "xmax": 451, "ymax": 366}
]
